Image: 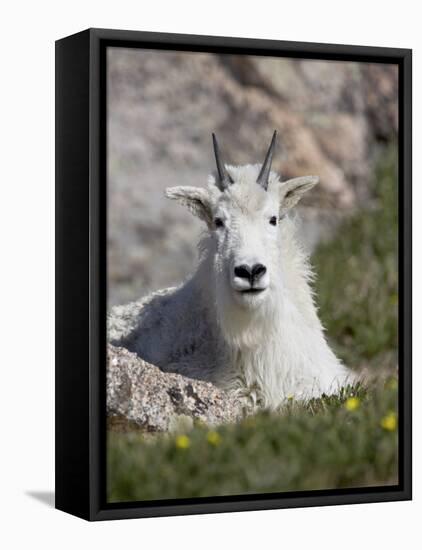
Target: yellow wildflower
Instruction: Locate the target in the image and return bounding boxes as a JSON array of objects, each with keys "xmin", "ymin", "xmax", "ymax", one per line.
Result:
[
  {"xmin": 344, "ymin": 397, "xmax": 360, "ymax": 411},
  {"xmin": 175, "ymin": 434, "xmax": 190, "ymax": 449},
  {"xmin": 381, "ymin": 412, "xmax": 397, "ymax": 431},
  {"xmin": 287, "ymin": 395, "xmax": 294, "ymax": 401},
  {"xmin": 207, "ymin": 430, "xmax": 222, "ymax": 446}
]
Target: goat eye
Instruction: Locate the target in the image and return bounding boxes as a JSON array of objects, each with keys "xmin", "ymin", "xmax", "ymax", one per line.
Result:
[
  {"xmin": 269, "ymin": 216, "xmax": 277, "ymax": 226},
  {"xmin": 214, "ymin": 217, "xmax": 224, "ymax": 228}
]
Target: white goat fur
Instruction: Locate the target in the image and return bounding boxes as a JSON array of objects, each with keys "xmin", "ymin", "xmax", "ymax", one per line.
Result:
[{"xmin": 109, "ymin": 164, "xmax": 355, "ymax": 409}]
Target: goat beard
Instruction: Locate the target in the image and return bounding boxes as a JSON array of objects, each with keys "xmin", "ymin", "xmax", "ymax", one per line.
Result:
[
  {"xmin": 214, "ymin": 280, "xmax": 279, "ymax": 350},
  {"xmin": 197, "ymin": 247, "xmax": 280, "ymax": 350}
]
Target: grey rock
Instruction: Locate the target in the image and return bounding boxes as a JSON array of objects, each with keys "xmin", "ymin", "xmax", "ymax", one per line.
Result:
[{"xmin": 107, "ymin": 344, "xmax": 243, "ymax": 433}]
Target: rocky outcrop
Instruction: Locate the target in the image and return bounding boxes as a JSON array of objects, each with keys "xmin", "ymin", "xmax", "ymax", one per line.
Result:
[
  {"xmin": 107, "ymin": 48, "xmax": 398, "ymax": 306},
  {"xmin": 107, "ymin": 344, "xmax": 242, "ymax": 433}
]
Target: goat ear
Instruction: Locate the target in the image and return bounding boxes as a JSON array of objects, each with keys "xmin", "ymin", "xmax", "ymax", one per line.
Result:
[
  {"xmin": 279, "ymin": 176, "xmax": 319, "ymax": 211},
  {"xmin": 165, "ymin": 186, "xmax": 213, "ymax": 227}
]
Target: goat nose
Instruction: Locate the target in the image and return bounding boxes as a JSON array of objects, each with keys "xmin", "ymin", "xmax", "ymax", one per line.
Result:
[
  {"xmin": 234, "ymin": 264, "xmax": 252, "ymax": 281},
  {"xmin": 252, "ymin": 263, "xmax": 267, "ymax": 281},
  {"xmin": 234, "ymin": 263, "xmax": 267, "ymax": 283}
]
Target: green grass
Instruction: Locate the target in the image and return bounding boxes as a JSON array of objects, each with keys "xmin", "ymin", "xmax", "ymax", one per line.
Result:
[
  {"xmin": 107, "ymin": 146, "xmax": 399, "ymax": 502},
  {"xmin": 108, "ymin": 380, "xmax": 398, "ymax": 501},
  {"xmin": 313, "ymin": 145, "xmax": 399, "ymax": 370}
]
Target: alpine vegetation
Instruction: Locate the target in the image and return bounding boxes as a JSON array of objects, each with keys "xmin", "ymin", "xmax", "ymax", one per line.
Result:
[{"xmin": 110, "ymin": 132, "xmax": 356, "ymax": 409}]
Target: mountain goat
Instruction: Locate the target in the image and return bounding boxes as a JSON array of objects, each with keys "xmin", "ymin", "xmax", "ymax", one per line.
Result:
[{"xmin": 109, "ymin": 131, "xmax": 355, "ymax": 409}]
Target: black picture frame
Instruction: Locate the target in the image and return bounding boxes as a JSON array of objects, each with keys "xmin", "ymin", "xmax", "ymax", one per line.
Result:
[{"xmin": 55, "ymin": 27, "xmax": 412, "ymax": 521}]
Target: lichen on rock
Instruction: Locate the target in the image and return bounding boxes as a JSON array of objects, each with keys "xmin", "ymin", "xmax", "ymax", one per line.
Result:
[{"xmin": 107, "ymin": 344, "xmax": 243, "ymax": 433}]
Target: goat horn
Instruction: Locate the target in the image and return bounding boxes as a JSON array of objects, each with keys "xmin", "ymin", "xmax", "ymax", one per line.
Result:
[
  {"xmin": 212, "ymin": 133, "xmax": 233, "ymax": 191},
  {"xmin": 257, "ymin": 130, "xmax": 277, "ymax": 190}
]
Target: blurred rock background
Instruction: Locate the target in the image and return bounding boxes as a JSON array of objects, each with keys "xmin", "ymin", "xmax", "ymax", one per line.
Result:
[{"xmin": 107, "ymin": 47, "xmax": 398, "ymax": 306}]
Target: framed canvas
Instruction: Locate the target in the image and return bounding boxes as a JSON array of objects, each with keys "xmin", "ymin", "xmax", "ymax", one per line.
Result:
[{"xmin": 55, "ymin": 28, "xmax": 412, "ymax": 521}]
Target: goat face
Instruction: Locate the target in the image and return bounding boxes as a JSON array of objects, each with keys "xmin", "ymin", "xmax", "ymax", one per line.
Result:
[
  {"xmin": 211, "ymin": 178, "xmax": 277, "ymax": 310},
  {"xmin": 165, "ymin": 134, "xmax": 318, "ymax": 313}
]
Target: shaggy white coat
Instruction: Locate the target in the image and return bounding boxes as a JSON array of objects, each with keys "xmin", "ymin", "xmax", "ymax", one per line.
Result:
[{"xmin": 109, "ymin": 165, "xmax": 356, "ymax": 409}]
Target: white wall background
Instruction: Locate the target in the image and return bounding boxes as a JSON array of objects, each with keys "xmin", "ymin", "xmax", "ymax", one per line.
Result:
[{"xmin": 0, "ymin": 1, "xmax": 418, "ymax": 548}]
